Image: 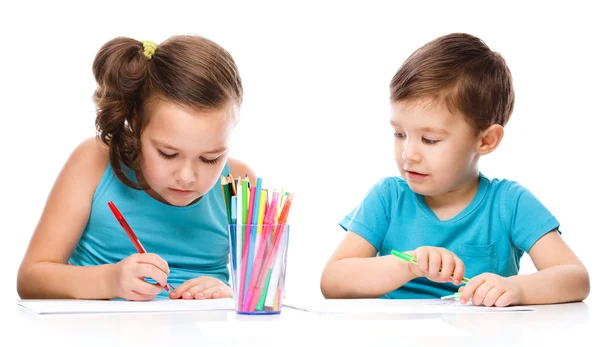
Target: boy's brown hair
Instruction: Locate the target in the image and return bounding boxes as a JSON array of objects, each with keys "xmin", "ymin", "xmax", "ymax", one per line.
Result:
[
  {"xmin": 92, "ymin": 35, "xmax": 243, "ymax": 189},
  {"xmin": 390, "ymin": 33, "xmax": 514, "ymax": 132}
]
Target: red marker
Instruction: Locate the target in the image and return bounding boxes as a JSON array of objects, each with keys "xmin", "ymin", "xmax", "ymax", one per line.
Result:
[{"xmin": 108, "ymin": 201, "xmax": 174, "ymax": 292}]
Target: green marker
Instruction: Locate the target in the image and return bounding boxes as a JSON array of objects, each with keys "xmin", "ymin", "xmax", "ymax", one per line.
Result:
[
  {"xmin": 391, "ymin": 249, "xmax": 418, "ymax": 264},
  {"xmin": 391, "ymin": 249, "xmax": 470, "ymax": 284},
  {"xmin": 255, "ymin": 269, "xmax": 272, "ymax": 311},
  {"xmin": 441, "ymin": 292, "xmax": 462, "ymax": 300}
]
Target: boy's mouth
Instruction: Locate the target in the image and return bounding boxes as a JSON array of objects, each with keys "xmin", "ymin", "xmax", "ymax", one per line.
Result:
[
  {"xmin": 404, "ymin": 168, "xmax": 425, "ymax": 175},
  {"xmin": 405, "ymin": 170, "xmax": 428, "ymax": 179}
]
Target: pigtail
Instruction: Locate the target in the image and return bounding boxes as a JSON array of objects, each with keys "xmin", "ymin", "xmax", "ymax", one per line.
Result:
[
  {"xmin": 92, "ymin": 37, "xmax": 149, "ymax": 189},
  {"xmin": 91, "ymin": 34, "xmax": 243, "ymax": 190}
]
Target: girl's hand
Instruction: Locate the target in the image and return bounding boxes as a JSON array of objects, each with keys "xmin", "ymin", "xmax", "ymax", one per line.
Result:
[
  {"xmin": 459, "ymin": 273, "xmax": 522, "ymax": 307},
  {"xmin": 110, "ymin": 253, "xmax": 170, "ymax": 301},
  {"xmin": 169, "ymin": 276, "xmax": 233, "ymax": 300},
  {"xmin": 407, "ymin": 246, "xmax": 466, "ymax": 285}
]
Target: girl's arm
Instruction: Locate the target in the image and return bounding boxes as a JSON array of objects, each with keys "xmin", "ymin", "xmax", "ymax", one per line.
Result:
[
  {"xmin": 320, "ymin": 232, "xmax": 418, "ymax": 298},
  {"xmin": 512, "ymin": 230, "xmax": 589, "ymax": 304},
  {"xmin": 17, "ymin": 137, "xmax": 117, "ymax": 299}
]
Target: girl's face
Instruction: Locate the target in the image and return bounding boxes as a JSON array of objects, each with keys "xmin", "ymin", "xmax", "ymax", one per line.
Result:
[{"xmin": 138, "ymin": 98, "xmax": 238, "ymax": 206}]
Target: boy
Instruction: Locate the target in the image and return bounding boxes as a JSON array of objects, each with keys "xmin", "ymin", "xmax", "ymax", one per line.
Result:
[{"xmin": 320, "ymin": 33, "xmax": 589, "ymax": 307}]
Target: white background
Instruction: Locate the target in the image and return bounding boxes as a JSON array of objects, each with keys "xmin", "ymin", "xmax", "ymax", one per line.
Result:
[{"xmin": 0, "ymin": 0, "xmax": 598, "ymax": 309}]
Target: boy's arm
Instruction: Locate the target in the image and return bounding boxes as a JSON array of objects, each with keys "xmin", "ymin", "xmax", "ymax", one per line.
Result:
[
  {"xmin": 511, "ymin": 230, "xmax": 590, "ymax": 305},
  {"xmin": 320, "ymin": 231, "xmax": 418, "ymax": 298}
]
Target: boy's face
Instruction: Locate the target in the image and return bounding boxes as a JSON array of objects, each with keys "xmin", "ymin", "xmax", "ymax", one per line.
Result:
[
  {"xmin": 138, "ymin": 98, "xmax": 238, "ymax": 206},
  {"xmin": 390, "ymin": 98, "xmax": 481, "ymax": 197}
]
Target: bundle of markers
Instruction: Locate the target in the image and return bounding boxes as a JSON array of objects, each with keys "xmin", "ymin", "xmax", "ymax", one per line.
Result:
[{"xmin": 221, "ymin": 175, "xmax": 293, "ymax": 313}]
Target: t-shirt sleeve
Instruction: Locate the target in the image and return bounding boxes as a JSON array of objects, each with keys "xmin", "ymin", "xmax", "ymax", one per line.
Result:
[
  {"xmin": 339, "ymin": 178, "xmax": 394, "ymax": 251},
  {"xmin": 503, "ymin": 181, "xmax": 560, "ymax": 252}
]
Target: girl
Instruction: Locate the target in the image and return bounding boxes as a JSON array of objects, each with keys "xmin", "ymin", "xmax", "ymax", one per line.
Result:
[{"xmin": 17, "ymin": 35, "xmax": 255, "ymax": 301}]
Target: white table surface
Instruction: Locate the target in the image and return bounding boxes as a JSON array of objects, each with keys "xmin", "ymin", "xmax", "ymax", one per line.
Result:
[{"xmin": 5, "ymin": 299, "xmax": 596, "ymax": 347}]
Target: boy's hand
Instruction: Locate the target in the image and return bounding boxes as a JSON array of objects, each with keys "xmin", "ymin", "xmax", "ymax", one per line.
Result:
[
  {"xmin": 169, "ymin": 276, "xmax": 233, "ymax": 300},
  {"xmin": 458, "ymin": 273, "xmax": 521, "ymax": 307},
  {"xmin": 111, "ymin": 253, "xmax": 170, "ymax": 301},
  {"xmin": 408, "ymin": 246, "xmax": 466, "ymax": 285}
]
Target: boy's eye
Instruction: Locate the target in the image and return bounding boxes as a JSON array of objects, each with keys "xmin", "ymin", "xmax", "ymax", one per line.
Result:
[
  {"xmin": 158, "ymin": 150, "xmax": 177, "ymax": 159},
  {"xmin": 201, "ymin": 157, "xmax": 220, "ymax": 165},
  {"xmin": 422, "ymin": 137, "xmax": 440, "ymax": 145},
  {"xmin": 394, "ymin": 132, "xmax": 406, "ymax": 139}
]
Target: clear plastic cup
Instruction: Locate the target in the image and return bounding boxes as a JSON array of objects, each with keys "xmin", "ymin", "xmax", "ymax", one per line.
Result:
[{"xmin": 228, "ymin": 223, "xmax": 289, "ymax": 315}]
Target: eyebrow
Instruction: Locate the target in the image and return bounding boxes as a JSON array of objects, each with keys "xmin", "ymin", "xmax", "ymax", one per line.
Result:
[
  {"xmin": 151, "ymin": 139, "xmax": 227, "ymax": 155},
  {"xmin": 419, "ymin": 127, "xmax": 449, "ymax": 135},
  {"xmin": 390, "ymin": 121, "xmax": 448, "ymax": 135}
]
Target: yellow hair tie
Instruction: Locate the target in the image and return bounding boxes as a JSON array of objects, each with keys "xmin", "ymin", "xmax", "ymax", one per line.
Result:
[{"xmin": 141, "ymin": 40, "xmax": 157, "ymax": 60}]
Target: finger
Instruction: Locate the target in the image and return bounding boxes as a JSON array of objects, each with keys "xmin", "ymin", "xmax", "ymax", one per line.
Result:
[
  {"xmin": 181, "ymin": 291, "xmax": 195, "ymax": 300},
  {"xmin": 495, "ymin": 291, "xmax": 512, "ymax": 307},
  {"xmin": 169, "ymin": 278, "xmax": 203, "ymax": 299},
  {"xmin": 415, "ymin": 248, "xmax": 429, "ymax": 274},
  {"xmin": 428, "ymin": 251, "xmax": 441, "ymax": 278},
  {"xmin": 136, "ymin": 253, "xmax": 170, "ymax": 276},
  {"xmin": 134, "ymin": 263, "xmax": 168, "ymax": 288},
  {"xmin": 179, "ymin": 281, "xmax": 206, "ymax": 300},
  {"xmin": 459, "ymin": 275, "xmax": 486, "ymax": 304},
  {"xmin": 214, "ymin": 286, "xmax": 233, "ymax": 298},
  {"xmin": 131, "ymin": 279, "xmax": 164, "ymax": 296},
  {"xmin": 472, "ymin": 281, "xmax": 493, "ymax": 306},
  {"xmin": 208, "ymin": 285, "xmax": 233, "ymax": 299},
  {"xmin": 483, "ymin": 287, "xmax": 502, "ymax": 307},
  {"xmin": 198, "ymin": 286, "xmax": 225, "ymax": 300},
  {"xmin": 180, "ymin": 283, "xmax": 209, "ymax": 299},
  {"xmin": 439, "ymin": 252, "xmax": 455, "ymax": 281},
  {"xmin": 451, "ymin": 256, "xmax": 465, "ymax": 285},
  {"xmin": 168, "ymin": 288, "xmax": 189, "ymax": 299}
]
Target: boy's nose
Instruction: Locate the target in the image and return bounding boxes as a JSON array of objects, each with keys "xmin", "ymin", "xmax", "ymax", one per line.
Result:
[{"xmin": 402, "ymin": 141, "xmax": 421, "ymax": 162}]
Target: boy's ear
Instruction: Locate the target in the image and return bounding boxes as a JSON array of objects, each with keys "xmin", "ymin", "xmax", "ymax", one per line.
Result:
[{"xmin": 477, "ymin": 124, "xmax": 504, "ymax": 155}]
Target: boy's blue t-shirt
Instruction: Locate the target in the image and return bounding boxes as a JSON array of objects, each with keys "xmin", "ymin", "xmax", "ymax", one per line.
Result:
[{"xmin": 340, "ymin": 173, "xmax": 560, "ymax": 299}]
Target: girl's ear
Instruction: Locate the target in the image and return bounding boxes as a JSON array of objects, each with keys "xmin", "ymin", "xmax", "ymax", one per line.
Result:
[{"xmin": 477, "ymin": 124, "xmax": 504, "ymax": 155}]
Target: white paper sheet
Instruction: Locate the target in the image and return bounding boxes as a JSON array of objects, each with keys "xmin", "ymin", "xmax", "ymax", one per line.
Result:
[
  {"xmin": 17, "ymin": 298, "xmax": 235, "ymax": 315},
  {"xmin": 283, "ymin": 298, "xmax": 535, "ymax": 314},
  {"xmin": 196, "ymin": 319, "xmax": 470, "ymax": 338}
]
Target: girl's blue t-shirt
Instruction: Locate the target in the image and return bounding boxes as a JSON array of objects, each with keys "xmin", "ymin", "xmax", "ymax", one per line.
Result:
[{"xmin": 69, "ymin": 163, "xmax": 231, "ymax": 298}]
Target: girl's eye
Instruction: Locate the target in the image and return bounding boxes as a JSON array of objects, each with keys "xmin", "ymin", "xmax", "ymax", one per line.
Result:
[
  {"xmin": 422, "ymin": 137, "xmax": 440, "ymax": 145},
  {"xmin": 201, "ymin": 157, "xmax": 220, "ymax": 165},
  {"xmin": 394, "ymin": 132, "xmax": 406, "ymax": 139},
  {"xmin": 158, "ymin": 150, "xmax": 177, "ymax": 159}
]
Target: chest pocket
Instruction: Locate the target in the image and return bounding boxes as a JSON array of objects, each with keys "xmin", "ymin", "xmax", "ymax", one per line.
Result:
[{"xmin": 456, "ymin": 243, "xmax": 498, "ymax": 279}]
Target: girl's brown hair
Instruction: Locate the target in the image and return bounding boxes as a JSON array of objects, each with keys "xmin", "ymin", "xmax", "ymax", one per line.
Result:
[
  {"xmin": 390, "ymin": 33, "xmax": 514, "ymax": 132},
  {"xmin": 92, "ymin": 35, "xmax": 243, "ymax": 189}
]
